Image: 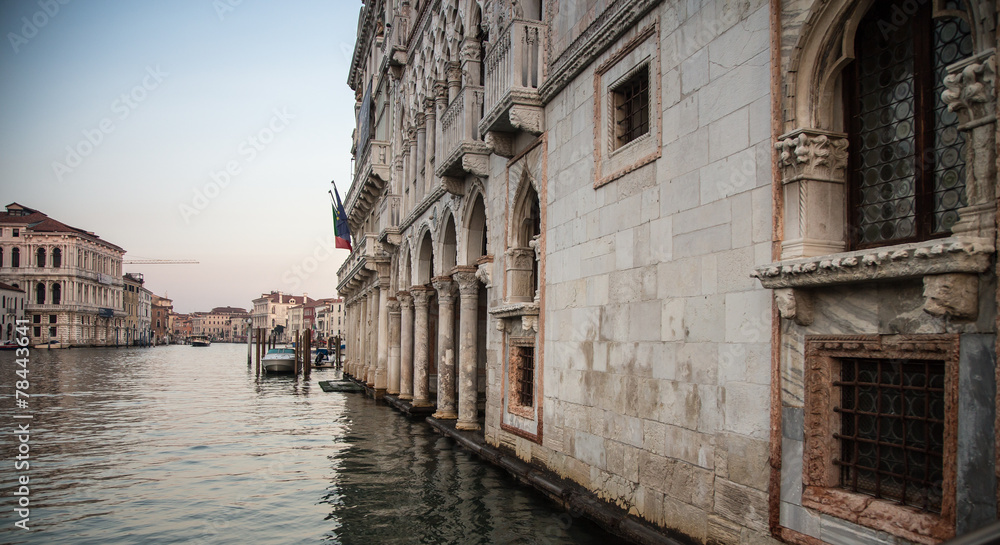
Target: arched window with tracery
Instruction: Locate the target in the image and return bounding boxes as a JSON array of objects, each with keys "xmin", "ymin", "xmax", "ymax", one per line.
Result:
[{"xmin": 847, "ymin": 0, "xmax": 973, "ymax": 248}]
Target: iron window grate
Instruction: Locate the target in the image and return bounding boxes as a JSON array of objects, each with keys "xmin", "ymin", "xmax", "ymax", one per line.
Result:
[
  {"xmin": 515, "ymin": 345, "xmax": 535, "ymax": 407},
  {"xmin": 614, "ymin": 66, "xmax": 649, "ymax": 148},
  {"xmin": 834, "ymin": 358, "xmax": 945, "ymax": 513}
]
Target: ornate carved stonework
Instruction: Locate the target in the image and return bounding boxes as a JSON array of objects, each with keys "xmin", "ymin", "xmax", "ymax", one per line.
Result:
[
  {"xmin": 754, "ymin": 237, "xmax": 994, "ymax": 289},
  {"xmin": 396, "ymin": 290, "xmax": 413, "ymax": 309},
  {"xmin": 485, "ymin": 131, "xmax": 515, "ymax": 158},
  {"xmin": 442, "ymin": 175, "xmax": 465, "ymax": 196},
  {"xmin": 774, "ymin": 128, "xmax": 849, "ymax": 184},
  {"xmin": 774, "ymin": 288, "xmax": 813, "ymax": 326},
  {"xmin": 476, "ymin": 256, "xmax": 494, "ymax": 288},
  {"xmin": 387, "ymin": 297, "xmax": 401, "ymax": 314},
  {"xmin": 453, "ymin": 268, "xmax": 479, "ymax": 297},
  {"xmin": 922, "ymin": 273, "xmax": 979, "ymax": 321},
  {"xmin": 509, "ymin": 105, "xmax": 543, "ymax": 134},
  {"xmin": 410, "ymin": 286, "xmax": 434, "ymax": 308},
  {"xmin": 942, "ymin": 51, "xmax": 996, "ymax": 127},
  {"xmin": 432, "ymin": 276, "xmax": 457, "ymax": 304}
]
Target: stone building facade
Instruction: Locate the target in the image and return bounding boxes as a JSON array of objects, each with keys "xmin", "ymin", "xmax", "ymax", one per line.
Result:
[
  {"xmin": 151, "ymin": 294, "xmax": 172, "ymax": 344},
  {"xmin": 0, "ymin": 282, "xmax": 26, "ymax": 343},
  {"xmin": 339, "ymin": 1, "xmax": 998, "ymax": 543},
  {"xmin": 123, "ymin": 272, "xmax": 152, "ymax": 346},
  {"xmin": 250, "ymin": 291, "xmax": 314, "ymax": 342},
  {"xmin": 0, "ymin": 203, "xmax": 126, "ymax": 347}
]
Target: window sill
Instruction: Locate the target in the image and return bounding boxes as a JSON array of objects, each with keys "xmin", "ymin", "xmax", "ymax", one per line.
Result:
[
  {"xmin": 802, "ymin": 486, "xmax": 952, "ymax": 545},
  {"xmin": 752, "ymin": 236, "xmax": 994, "ymax": 289}
]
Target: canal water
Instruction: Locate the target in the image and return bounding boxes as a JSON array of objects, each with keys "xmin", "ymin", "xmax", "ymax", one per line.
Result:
[{"xmin": 0, "ymin": 343, "xmax": 625, "ymax": 544}]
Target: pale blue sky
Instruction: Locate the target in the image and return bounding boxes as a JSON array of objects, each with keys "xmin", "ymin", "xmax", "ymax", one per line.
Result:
[{"xmin": 0, "ymin": 0, "xmax": 359, "ymax": 313}]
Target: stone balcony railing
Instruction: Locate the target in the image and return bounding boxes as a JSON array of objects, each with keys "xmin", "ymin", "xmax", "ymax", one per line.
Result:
[
  {"xmin": 336, "ymin": 233, "xmax": 380, "ymax": 294},
  {"xmin": 345, "ymin": 139, "xmax": 391, "ymax": 232},
  {"xmin": 480, "ymin": 19, "xmax": 546, "ymax": 138},
  {"xmin": 435, "ymin": 84, "xmax": 490, "ymax": 183}
]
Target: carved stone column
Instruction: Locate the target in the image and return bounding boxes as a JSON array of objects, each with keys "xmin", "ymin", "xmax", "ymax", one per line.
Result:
[
  {"xmin": 415, "ymin": 113, "xmax": 426, "ymax": 202},
  {"xmin": 424, "ymin": 97, "xmax": 438, "ymax": 194},
  {"xmin": 411, "ymin": 286, "xmax": 435, "ymax": 407},
  {"xmin": 366, "ymin": 286, "xmax": 377, "ymax": 386},
  {"xmin": 942, "ymin": 51, "xmax": 997, "ymax": 241},
  {"xmin": 505, "ymin": 247, "xmax": 536, "ymax": 303},
  {"xmin": 454, "ymin": 268, "xmax": 481, "ymax": 430},
  {"xmin": 374, "ymin": 259, "xmax": 392, "ymax": 395},
  {"xmin": 432, "ymin": 276, "xmax": 458, "ymax": 419},
  {"xmin": 398, "ymin": 291, "xmax": 414, "ymax": 400},
  {"xmin": 407, "ymin": 128, "xmax": 418, "ymax": 204},
  {"xmin": 447, "ymin": 62, "xmax": 462, "ymax": 103},
  {"xmin": 459, "ymin": 38, "xmax": 481, "ymax": 94},
  {"xmin": 387, "ymin": 297, "xmax": 401, "ymax": 395},
  {"xmin": 774, "ymin": 128, "xmax": 850, "ymax": 259}
]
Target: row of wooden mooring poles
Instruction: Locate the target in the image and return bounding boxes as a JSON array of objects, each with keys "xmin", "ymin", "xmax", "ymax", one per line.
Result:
[{"xmin": 247, "ymin": 327, "xmax": 313, "ymax": 376}]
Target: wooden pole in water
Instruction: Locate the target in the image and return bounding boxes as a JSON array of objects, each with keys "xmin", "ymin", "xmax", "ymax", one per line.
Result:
[
  {"xmin": 304, "ymin": 329, "xmax": 311, "ymax": 375},
  {"xmin": 255, "ymin": 328, "xmax": 262, "ymax": 375},
  {"xmin": 294, "ymin": 330, "xmax": 300, "ymax": 375}
]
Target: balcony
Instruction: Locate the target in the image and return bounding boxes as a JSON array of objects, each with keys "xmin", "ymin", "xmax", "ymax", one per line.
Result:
[
  {"xmin": 480, "ymin": 19, "xmax": 546, "ymax": 139},
  {"xmin": 386, "ymin": 15, "xmax": 409, "ymax": 68},
  {"xmin": 376, "ymin": 194, "xmax": 402, "ymax": 246},
  {"xmin": 345, "ymin": 139, "xmax": 391, "ymax": 235},
  {"xmin": 435, "ymin": 85, "xmax": 490, "ymax": 186},
  {"xmin": 336, "ymin": 234, "xmax": 381, "ymax": 295}
]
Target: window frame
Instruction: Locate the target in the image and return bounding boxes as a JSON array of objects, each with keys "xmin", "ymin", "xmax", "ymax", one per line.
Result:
[
  {"xmin": 611, "ymin": 63, "xmax": 651, "ymax": 150},
  {"xmin": 802, "ymin": 334, "xmax": 959, "ymax": 543}
]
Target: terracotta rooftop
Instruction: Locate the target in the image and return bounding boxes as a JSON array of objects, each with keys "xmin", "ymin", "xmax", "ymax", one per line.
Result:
[
  {"xmin": 1, "ymin": 203, "xmax": 125, "ymax": 252},
  {"xmin": 253, "ymin": 292, "xmax": 314, "ymax": 305},
  {"xmin": 0, "ymin": 282, "xmax": 24, "ymax": 292},
  {"xmin": 210, "ymin": 306, "xmax": 248, "ymax": 314}
]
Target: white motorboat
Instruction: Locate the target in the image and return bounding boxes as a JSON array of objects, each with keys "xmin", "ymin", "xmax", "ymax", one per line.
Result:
[
  {"xmin": 190, "ymin": 335, "xmax": 211, "ymax": 347},
  {"xmin": 263, "ymin": 347, "xmax": 296, "ymax": 373}
]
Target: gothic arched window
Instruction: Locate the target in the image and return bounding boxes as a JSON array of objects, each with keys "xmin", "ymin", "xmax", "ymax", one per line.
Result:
[{"xmin": 847, "ymin": 0, "xmax": 972, "ymax": 248}]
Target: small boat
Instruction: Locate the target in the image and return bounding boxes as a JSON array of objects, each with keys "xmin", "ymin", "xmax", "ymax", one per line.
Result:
[
  {"xmin": 191, "ymin": 335, "xmax": 211, "ymax": 347},
  {"xmin": 312, "ymin": 348, "xmax": 335, "ymax": 367},
  {"xmin": 263, "ymin": 347, "xmax": 296, "ymax": 373},
  {"xmin": 0, "ymin": 341, "xmax": 19, "ymax": 351},
  {"xmin": 35, "ymin": 340, "xmax": 63, "ymax": 349}
]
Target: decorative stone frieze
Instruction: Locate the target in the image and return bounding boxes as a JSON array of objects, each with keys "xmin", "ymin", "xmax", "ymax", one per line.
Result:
[{"xmin": 753, "ymin": 237, "xmax": 994, "ymax": 289}]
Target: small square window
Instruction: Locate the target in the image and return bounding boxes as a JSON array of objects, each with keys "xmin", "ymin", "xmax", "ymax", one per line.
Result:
[
  {"xmin": 33, "ymin": 326, "xmax": 40, "ymax": 337},
  {"xmin": 49, "ymin": 315, "xmax": 57, "ymax": 324},
  {"xmin": 612, "ymin": 65, "xmax": 649, "ymax": 149},
  {"xmin": 32, "ymin": 314, "xmax": 40, "ymax": 324},
  {"xmin": 12, "ymin": 228, "xmax": 19, "ymax": 237}
]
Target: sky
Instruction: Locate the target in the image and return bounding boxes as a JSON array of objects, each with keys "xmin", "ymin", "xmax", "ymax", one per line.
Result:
[{"xmin": 0, "ymin": 0, "xmax": 360, "ymax": 313}]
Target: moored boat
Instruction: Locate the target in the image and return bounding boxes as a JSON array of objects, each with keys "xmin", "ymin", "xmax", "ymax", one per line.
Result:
[
  {"xmin": 263, "ymin": 347, "xmax": 296, "ymax": 373},
  {"xmin": 191, "ymin": 335, "xmax": 211, "ymax": 347}
]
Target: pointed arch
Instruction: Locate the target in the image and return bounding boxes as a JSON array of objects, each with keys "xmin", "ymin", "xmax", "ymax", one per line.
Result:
[
  {"xmin": 439, "ymin": 208, "xmax": 459, "ymax": 273},
  {"xmin": 415, "ymin": 226, "xmax": 435, "ymax": 284},
  {"xmin": 462, "ymin": 182, "xmax": 489, "ymax": 265}
]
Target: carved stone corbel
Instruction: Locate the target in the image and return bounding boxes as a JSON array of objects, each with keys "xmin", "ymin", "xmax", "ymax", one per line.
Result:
[
  {"xmin": 922, "ymin": 273, "xmax": 979, "ymax": 321},
  {"xmin": 442, "ymin": 175, "xmax": 465, "ymax": 196},
  {"xmin": 485, "ymin": 131, "xmax": 515, "ymax": 158},
  {"xmin": 774, "ymin": 288, "xmax": 814, "ymax": 326},
  {"xmin": 509, "ymin": 105, "xmax": 543, "ymax": 135}
]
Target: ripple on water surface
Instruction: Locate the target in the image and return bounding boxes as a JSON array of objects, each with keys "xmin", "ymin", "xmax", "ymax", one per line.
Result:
[{"xmin": 0, "ymin": 344, "xmax": 626, "ymax": 544}]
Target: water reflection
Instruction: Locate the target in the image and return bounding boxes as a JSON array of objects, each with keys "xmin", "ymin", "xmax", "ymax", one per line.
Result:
[{"xmin": 0, "ymin": 344, "xmax": 622, "ymax": 544}]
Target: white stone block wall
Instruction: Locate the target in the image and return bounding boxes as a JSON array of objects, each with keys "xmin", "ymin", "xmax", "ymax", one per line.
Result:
[{"xmin": 484, "ymin": 1, "xmax": 778, "ymax": 543}]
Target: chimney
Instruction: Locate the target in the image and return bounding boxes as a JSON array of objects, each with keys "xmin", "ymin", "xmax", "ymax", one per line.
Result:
[{"xmin": 303, "ymin": 292, "xmax": 308, "ymax": 302}]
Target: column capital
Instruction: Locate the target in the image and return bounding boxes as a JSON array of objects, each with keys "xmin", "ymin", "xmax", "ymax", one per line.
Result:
[
  {"xmin": 411, "ymin": 286, "xmax": 434, "ymax": 307},
  {"xmin": 774, "ymin": 128, "xmax": 849, "ymax": 185},
  {"xmin": 396, "ymin": 290, "xmax": 414, "ymax": 308},
  {"xmin": 432, "ymin": 276, "xmax": 457, "ymax": 303},
  {"xmin": 942, "ymin": 51, "xmax": 996, "ymax": 128},
  {"xmin": 452, "ymin": 267, "xmax": 479, "ymax": 297},
  {"xmin": 387, "ymin": 297, "xmax": 401, "ymax": 314}
]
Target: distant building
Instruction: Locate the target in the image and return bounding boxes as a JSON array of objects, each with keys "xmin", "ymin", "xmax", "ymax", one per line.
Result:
[
  {"xmin": 122, "ymin": 273, "xmax": 152, "ymax": 346},
  {"xmin": 170, "ymin": 312, "xmax": 192, "ymax": 341},
  {"xmin": 0, "ymin": 202, "xmax": 126, "ymax": 346},
  {"xmin": 151, "ymin": 294, "xmax": 172, "ymax": 344},
  {"xmin": 0, "ymin": 282, "xmax": 26, "ymax": 343},
  {"xmin": 315, "ymin": 297, "xmax": 344, "ymax": 346},
  {"xmin": 251, "ymin": 291, "xmax": 313, "ymax": 342},
  {"xmin": 195, "ymin": 306, "xmax": 249, "ymax": 342}
]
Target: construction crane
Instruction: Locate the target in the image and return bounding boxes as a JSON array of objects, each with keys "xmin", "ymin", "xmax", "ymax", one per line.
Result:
[{"xmin": 123, "ymin": 259, "xmax": 199, "ymax": 264}]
